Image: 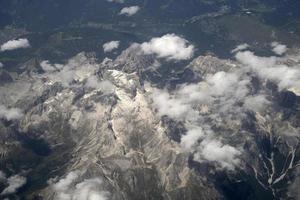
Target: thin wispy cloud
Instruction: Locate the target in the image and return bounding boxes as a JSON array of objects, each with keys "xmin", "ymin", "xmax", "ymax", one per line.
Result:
[
  {"xmin": 0, "ymin": 38, "xmax": 30, "ymax": 52},
  {"xmin": 50, "ymin": 171, "xmax": 109, "ymax": 200},
  {"xmin": 271, "ymin": 41, "xmax": 287, "ymax": 55}
]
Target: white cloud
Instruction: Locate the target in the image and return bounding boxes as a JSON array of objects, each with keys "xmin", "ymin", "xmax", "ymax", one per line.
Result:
[
  {"xmin": 177, "ymin": 83, "xmax": 211, "ymax": 103},
  {"xmin": 180, "ymin": 127, "xmax": 205, "ymax": 150},
  {"xmin": 107, "ymin": 0, "xmax": 124, "ymax": 3},
  {"xmin": 264, "ymin": 65, "xmax": 300, "ymax": 90},
  {"xmin": 40, "ymin": 60, "xmax": 63, "ymax": 72},
  {"xmin": 288, "ymin": 169, "xmax": 300, "ymax": 200},
  {"xmin": 103, "ymin": 41, "xmax": 120, "ymax": 53},
  {"xmin": 0, "ymin": 38, "xmax": 30, "ymax": 52},
  {"xmin": 0, "ymin": 171, "xmax": 6, "ymax": 180},
  {"xmin": 235, "ymin": 51, "xmax": 277, "ymax": 68},
  {"xmin": 149, "ymin": 47, "xmax": 300, "ymax": 170},
  {"xmin": 73, "ymin": 178, "xmax": 109, "ymax": 200},
  {"xmin": 119, "ymin": 6, "xmax": 140, "ymax": 16},
  {"xmin": 177, "ymin": 70, "xmax": 250, "ymax": 108},
  {"xmin": 51, "ymin": 171, "xmax": 109, "ymax": 200},
  {"xmin": 53, "ymin": 67, "xmax": 76, "ymax": 86},
  {"xmin": 194, "ymin": 139, "xmax": 242, "ymax": 170},
  {"xmin": 85, "ymin": 75, "xmax": 115, "ymax": 94},
  {"xmin": 150, "ymin": 69, "xmax": 251, "ymax": 123},
  {"xmin": 0, "ymin": 62, "xmax": 3, "ymax": 68},
  {"xmin": 1, "ymin": 175, "xmax": 27, "ymax": 195},
  {"xmin": 42, "ymin": 53, "xmax": 99, "ymax": 87},
  {"xmin": 244, "ymin": 95, "xmax": 270, "ymax": 112},
  {"xmin": 141, "ymin": 34, "xmax": 194, "ymax": 61},
  {"xmin": 85, "ymin": 75, "xmax": 100, "ymax": 88},
  {"xmin": 271, "ymin": 42, "xmax": 287, "ymax": 55},
  {"xmin": 0, "ymin": 105, "xmax": 23, "ymax": 120},
  {"xmin": 231, "ymin": 43, "xmax": 250, "ymax": 53}
]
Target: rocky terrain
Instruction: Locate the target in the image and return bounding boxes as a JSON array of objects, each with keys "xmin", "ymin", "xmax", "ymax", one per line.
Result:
[{"xmin": 0, "ymin": 40, "xmax": 299, "ymax": 200}]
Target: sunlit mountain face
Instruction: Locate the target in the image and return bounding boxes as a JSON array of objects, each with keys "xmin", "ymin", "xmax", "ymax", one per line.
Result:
[{"xmin": 0, "ymin": 1, "xmax": 300, "ymax": 200}]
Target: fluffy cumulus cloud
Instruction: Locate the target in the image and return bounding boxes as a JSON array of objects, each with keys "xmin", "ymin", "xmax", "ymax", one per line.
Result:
[
  {"xmin": 103, "ymin": 41, "xmax": 120, "ymax": 53},
  {"xmin": 119, "ymin": 6, "xmax": 140, "ymax": 16},
  {"xmin": 231, "ymin": 43, "xmax": 250, "ymax": 53},
  {"xmin": 235, "ymin": 50, "xmax": 300, "ymax": 90},
  {"xmin": 50, "ymin": 171, "xmax": 109, "ymax": 200},
  {"xmin": 52, "ymin": 171, "xmax": 80, "ymax": 192},
  {"xmin": 141, "ymin": 34, "xmax": 194, "ymax": 61},
  {"xmin": 271, "ymin": 41, "xmax": 287, "ymax": 55},
  {"xmin": 52, "ymin": 67, "xmax": 76, "ymax": 86},
  {"xmin": 194, "ymin": 139, "xmax": 242, "ymax": 170},
  {"xmin": 72, "ymin": 178, "xmax": 109, "ymax": 200},
  {"xmin": 206, "ymin": 71, "xmax": 244, "ymax": 96},
  {"xmin": 0, "ymin": 38, "xmax": 30, "ymax": 52},
  {"xmin": 39, "ymin": 54, "xmax": 117, "ymax": 99},
  {"xmin": 1, "ymin": 174, "xmax": 27, "ymax": 195},
  {"xmin": 0, "ymin": 105, "xmax": 23, "ymax": 120},
  {"xmin": 288, "ymin": 169, "xmax": 300, "ymax": 200}
]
